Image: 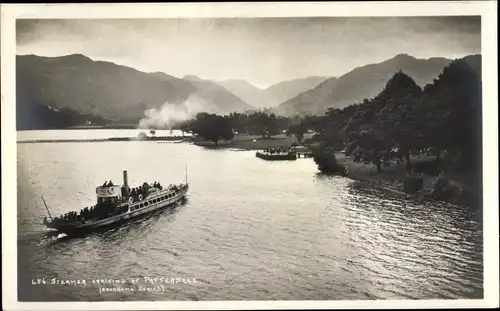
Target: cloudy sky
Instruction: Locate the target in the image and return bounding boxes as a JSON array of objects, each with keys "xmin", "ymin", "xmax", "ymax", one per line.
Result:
[{"xmin": 16, "ymin": 17, "xmax": 481, "ymax": 88}]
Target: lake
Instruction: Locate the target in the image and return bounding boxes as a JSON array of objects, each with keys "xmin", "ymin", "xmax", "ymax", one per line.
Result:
[
  {"xmin": 16, "ymin": 129, "xmax": 189, "ymax": 142},
  {"xmin": 17, "ymin": 130, "xmax": 483, "ymax": 301}
]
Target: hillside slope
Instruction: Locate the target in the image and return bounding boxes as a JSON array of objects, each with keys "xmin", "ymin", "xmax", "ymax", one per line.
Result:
[{"xmin": 275, "ymin": 54, "xmax": 454, "ymax": 116}]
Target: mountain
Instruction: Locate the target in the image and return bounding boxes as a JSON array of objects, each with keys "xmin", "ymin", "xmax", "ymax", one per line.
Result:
[
  {"xmin": 217, "ymin": 76, "xmax": 328, "ymax": 108},
  {"xmin": 274, "ymin": 77, "xmax": 340, "ymax": 116},
  {"xmin": 16, "ymin": 54, "xmax": 253, "ymax": 124},
  {"xmin": 275, "ymin": 54, "xmax": 455, "ymax": 116},
  {"xmin": 264, "ymin": 76, "xmax": 330, "ymax": 106},
  {"xmin": 217, "ymin": 79, "xmax": 267, "ymax": 108},
  {"xmin": 179, "ymin": 75, "xmax": 252, "ymax": 113}
]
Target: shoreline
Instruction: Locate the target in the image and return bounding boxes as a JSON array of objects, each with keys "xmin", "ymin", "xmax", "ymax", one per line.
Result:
[
  {"xmin": 17, "ymin": 133, "xmax": 478, "ymax": 209},
  {"xmin": 335, "ymin": 153, "xmax": 478, "ymax": 209},
  {"xmin": 17, "ymin": 136, "xmax": 190, "ymax": 144},
  {"xmin": 16, "ymin": 133, "xmax": 307, "ymax": 147},
  {"xmin": 198, "ymin": 136, "xmax": 476, "ymax": 209},
  {"xmin": 192, "ymin": 133, "xmax": 312, "ymax": 150}
]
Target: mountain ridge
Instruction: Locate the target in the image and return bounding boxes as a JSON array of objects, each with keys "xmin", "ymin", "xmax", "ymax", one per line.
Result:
[
  {"xmin": 16, "ymin": 54, "xmax": 253, "ymax": 123},
  {"xmin": 274, "ymin": 54, "xmax": 466, "ymax": 116},
  {"xmin": 216, "ymin": 76, "xmax": 329, "ymax": 108}
]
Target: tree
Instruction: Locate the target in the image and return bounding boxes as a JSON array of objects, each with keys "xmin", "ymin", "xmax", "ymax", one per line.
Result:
[
  {"xmin": 190, "ymin": 113, "xmax": 234, "ymax": 146},
  {"xmin": 421, "ymin": 58, "xmax": 482, "ymax": 169},
  {"xmin": 346, "ymin": 125, "xmax": 392, "ymax": 173},
  {"xmin": 312, "ymin": 145, "xmax": 347, "ymax": 176},
  {"xmin": 226, "ymin": 112, "xmax": 248, "ymax": 134},
  {"xmin": 266, "ymin": 113, "xmax": 281, "ymax": 138},
  {"xmin": 287, "ymin": 121, "xmax": 307, "ymax": 144},
  {"xmin": 374, "ymin": 72, "xmax": 424, "ymax": 172},
  {"xmin": 247, "ymin": 112, "xmax": 280, "ymax": 138},
  {"xmin": 177, "ymin": 120, "xmax": 193, "ymax": 136},
  {"xmin": 342, "ymin": 71, "xmax": 427, "ymax": 173},
  {"xmin": 137, "ymin": 132, "xmax": 147, "ymax": 140},
  {"xmin": 296, "ymin": 130, "xmax": 305, "ymax": 144}
]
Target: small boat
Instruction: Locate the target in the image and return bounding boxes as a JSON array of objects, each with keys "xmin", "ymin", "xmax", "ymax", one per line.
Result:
[{"xmin": 42, "ymin": 170, "xmax": 189, "ymax": 235}]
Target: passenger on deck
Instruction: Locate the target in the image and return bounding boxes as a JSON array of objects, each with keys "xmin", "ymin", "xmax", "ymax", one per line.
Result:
[
  {"xmin": 108, "ymin": 180, "xmax": 114, "ymax": 186},
  {"xmin": 103, "ymin": 181, "xmax": 108, "ymax": 187}
]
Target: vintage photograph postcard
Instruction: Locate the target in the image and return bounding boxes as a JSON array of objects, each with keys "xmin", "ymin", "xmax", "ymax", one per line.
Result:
[{"xmin": 2, "ymin": 1, "xmax": 498, "ymax": 310}]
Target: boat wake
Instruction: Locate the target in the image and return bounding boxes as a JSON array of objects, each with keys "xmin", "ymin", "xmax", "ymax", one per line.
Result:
[{"xmin": 29, "ymin": 231, "xmax": 69, "ymax": 247}]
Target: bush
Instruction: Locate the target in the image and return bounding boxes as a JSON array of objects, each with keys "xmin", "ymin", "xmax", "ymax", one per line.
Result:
[
  {"xmin": 412, "ymin": 159, "xmax": 443, "ymax": 176},
  {"xmin": 137, "ymin": 132, "xmax": 147, "ymax": 140},
  {"xmin": 403, "ymin": 175, "xmax": 423, "ymax": 194},
  {"xmin": 312, "ymin": 146, "xmax": 347, "ymax": 176}
]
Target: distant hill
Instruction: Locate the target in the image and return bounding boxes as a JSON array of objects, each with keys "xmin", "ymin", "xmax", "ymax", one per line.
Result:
[
  {"xmin": 179, "ymin": 75, "xmax": 252, "ymax": 113},
  {"xmin": 217, "ymin": 76, "xmax": 328, "ymax": 108},
  {"xmin": 16, "ymin": 54, "xmax": 253, "ymax": 125},
  {"xmin": 275, "ymin": 54, "xmax": 456, "ymax": 116},
  {"xmin": 217, "ymin": 79, "xmax": 267, "ymax": 108}
]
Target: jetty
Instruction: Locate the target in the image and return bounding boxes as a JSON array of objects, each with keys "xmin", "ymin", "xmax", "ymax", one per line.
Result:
[
  {"xmin": 292, "ymin": 145, "xmax": 313, "ymax": 158},
  {"xmin": 255, "ymin": 147, "xmax": 297, "ymax": 161}
]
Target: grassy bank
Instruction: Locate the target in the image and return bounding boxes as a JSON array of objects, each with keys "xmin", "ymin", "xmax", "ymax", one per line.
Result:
[
  {"xmin": 337, "ymin": 153, "xmax": 431, "ymax": 191},
  {"xmin": 336, "ymin": 153, "xmax": 479, "ymax": 208},
  {"xmin": 193, "ymin": 133, "xmax": 314, "ymax": 150}
]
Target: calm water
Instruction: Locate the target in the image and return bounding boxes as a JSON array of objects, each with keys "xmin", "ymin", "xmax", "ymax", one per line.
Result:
[
  {"xmin": 17, "ymin": 131, "xmax": 483, "ymax": 301},
  {"xmin": 17, "ymin": 129, "xmax": 188, "ymax": 141}
]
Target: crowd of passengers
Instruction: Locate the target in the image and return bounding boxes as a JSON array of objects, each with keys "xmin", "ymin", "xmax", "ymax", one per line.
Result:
[
  {"xmin": 44, "ymin": 181, "xmax": 184, "ymax": 226},
  {"xmin": 44, "ymin": 200, "xmax": 126, "ymax": 226},
  {"xmin": 263, "ymin": 146, "xmax": 294, "ymax": 155},
  {"xmin": 129, "ymin": 182, "xmax": 160, "ymax": 201}
]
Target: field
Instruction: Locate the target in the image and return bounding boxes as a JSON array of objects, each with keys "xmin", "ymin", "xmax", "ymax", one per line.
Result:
[{"xmin": 193, "ymin": 133, "xmax": 315, "ymax": 150}]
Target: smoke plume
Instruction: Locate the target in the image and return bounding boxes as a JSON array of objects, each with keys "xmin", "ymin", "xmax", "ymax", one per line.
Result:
[{"xmin": 137, "ymin": 94, "xmax": 220, "ymax": 129}]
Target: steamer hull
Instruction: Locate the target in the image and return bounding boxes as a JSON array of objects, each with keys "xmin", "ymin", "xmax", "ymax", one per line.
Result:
[
  {"xmin": 43, "ymin": 170, "xmax": 189, "ymax": 235},
  {"xmin": 48, "ymin": 186, "xmax": 188, "ymax": 234}
]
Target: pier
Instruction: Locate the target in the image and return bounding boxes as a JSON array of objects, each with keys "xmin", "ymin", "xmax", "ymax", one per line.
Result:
[{"xmin": 296, "ymin": 151, "xmax": 313, "ymax": 158}]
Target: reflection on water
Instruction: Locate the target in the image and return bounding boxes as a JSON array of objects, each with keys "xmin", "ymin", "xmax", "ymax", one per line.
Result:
[
  {"xmin": 337, "ymin": 184, "xmax": 483, "ymax": 299},
  {"xmin": 17, "ymin": 132, "xmax": 483, "ymax": 301}
]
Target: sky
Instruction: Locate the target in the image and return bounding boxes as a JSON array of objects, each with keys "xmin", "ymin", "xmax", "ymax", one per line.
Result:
[{"xmin": 16, "ymin": 17, "xmax": 481, "ymax": 88}]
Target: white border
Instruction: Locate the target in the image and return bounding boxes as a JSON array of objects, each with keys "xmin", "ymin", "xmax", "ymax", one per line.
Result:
[{"xmin": 1, "ymin": 2, "xmax": 498, "ymax": 310}]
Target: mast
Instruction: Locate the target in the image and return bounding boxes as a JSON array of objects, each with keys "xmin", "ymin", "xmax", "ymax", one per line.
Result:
[
  {"xmin": 41, "ymin": 196, "xmax": 54, "ymax": 221},
  {"xmin": 185, "ymin": 163, "xmax": 188, "ymax": 185}
]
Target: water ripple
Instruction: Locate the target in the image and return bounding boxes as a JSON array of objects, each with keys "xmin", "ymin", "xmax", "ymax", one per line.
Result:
[{"xmin": 16, "ymin": 140, "xmax": 483, "ymax": 301}]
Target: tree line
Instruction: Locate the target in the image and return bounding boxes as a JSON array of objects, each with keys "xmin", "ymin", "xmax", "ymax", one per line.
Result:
[
  {"xmin": 174, "ymin": 110, "xmax": 309, "ymax": 145},
  {"xmin": 16, "ymin": 99, "xmax": 111, "ymax": 130},
  {"xmin": 314, "ymin": 58, "xmax": 481, "ymax": 175},
  {"xmin": 176, "ymin": 57, "xmax": 481, "ymax": 182}
]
